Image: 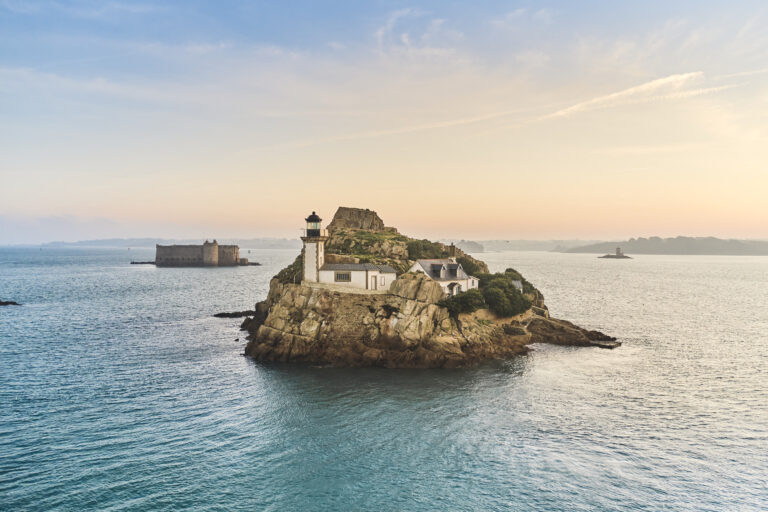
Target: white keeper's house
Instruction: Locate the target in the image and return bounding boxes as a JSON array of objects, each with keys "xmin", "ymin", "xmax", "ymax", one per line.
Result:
[
  {"xmin": 301, "ymin": 211, "xmax": 396, "ymax": 291},
  {"xmin": 408, "ymin": 252, "xmax": 479, "ymax": 296}
]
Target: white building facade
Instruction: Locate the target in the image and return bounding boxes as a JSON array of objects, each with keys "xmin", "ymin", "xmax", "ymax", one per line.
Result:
[
  {"xmin": 301, "ymin": 211, "xmax": 396, "ymax": 291},
  {"xmin": 318, "ymin": 263, "xmax": 396, "ymax": 291},
  {"xmin": 408, "ymin": 258, "xmax": 479, "ymax": 296}
]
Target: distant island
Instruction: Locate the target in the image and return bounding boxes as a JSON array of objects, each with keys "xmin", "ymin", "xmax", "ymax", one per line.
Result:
[
  {"xmin": 564, "ymin": 236, "xmax": 768, "ymax": 255},
  {"xmin": 437, "ymin": 240, "xmax": 605, "ymax": 252},
  {"xmin": 599, "ymin": 247, "xmax": 631, "ymax": 259},
  {"xmin": 441, "ymin": 239, "xmax": 485, "ymax": 253}
]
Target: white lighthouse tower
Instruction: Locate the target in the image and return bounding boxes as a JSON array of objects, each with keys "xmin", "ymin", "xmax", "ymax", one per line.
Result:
[{"xmin": 301, "ymin": 211, "xmax": 328, "ymax": 283}]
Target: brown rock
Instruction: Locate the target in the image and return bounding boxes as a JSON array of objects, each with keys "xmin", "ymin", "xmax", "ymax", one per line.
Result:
[{"xmin": 327, "ymin": 207, "xmax": 387, "ymax": 231}]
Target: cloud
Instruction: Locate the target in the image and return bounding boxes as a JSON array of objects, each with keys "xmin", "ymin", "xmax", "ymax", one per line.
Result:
[
  {"xmin": 715, "ymin": 68, "xmax": 768, "ymax": 80},
  {"xmin": 541, "ymin": 72, "xmax": 730, "ymax": 119},
  {"xmin": 533, "ymin": 9, "xmax": 555, "ymax": 24},
  {"xmin": 491, "ymin": 8, "xmax": 555, "ymax": 28},
  {"xmin": 490, "ymin": 9, "xmax": 526, "ymax": 28},
  {"xmin": 592, "ymin": 143, "xmax": 706, "ymax": 156},
  {"xmin": 375, "ymin": 8, "xmax": 418, "ymax": 50}
]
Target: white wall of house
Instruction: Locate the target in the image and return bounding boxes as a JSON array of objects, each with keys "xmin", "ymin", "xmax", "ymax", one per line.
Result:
[
  {"xmin": 317, "ymin": 269, "xmax": 393, "ymax": 290},
  {"xmin": 303, "ymin": 243, "xmax": 318, "ymax": 282},
  {"xmin": 437, "ymin": 278, "xmax": 478, "ymax": 296},
  {"xmin": 409, "ymin": 264, "xmax": 479, "ymax": 297}
]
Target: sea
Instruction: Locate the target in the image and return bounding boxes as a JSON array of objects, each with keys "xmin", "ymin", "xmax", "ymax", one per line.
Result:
[{"xmin": 1, "ymin": 247, "xmax": 766, "ymax": 511}]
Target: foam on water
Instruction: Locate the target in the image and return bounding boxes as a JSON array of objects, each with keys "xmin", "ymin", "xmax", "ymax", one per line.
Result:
[{"xmin": 1, "ymin": 248, "xmax": 766, "ymax": 511}]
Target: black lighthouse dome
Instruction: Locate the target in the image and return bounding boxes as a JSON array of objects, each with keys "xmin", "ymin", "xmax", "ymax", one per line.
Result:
[{"xmin": 305, "ymin": 211, "xmax": 323, "ymax": 237}]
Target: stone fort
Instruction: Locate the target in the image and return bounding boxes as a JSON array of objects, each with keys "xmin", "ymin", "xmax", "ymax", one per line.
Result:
[{"xmin": 155, "ymin": 240, "xmax": 243, "ymax": 267}]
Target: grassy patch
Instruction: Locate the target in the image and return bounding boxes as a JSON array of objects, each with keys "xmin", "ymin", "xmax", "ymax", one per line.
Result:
[
  {"xmin": 275, "ymin": 254, "xmax": 303, "ymax": 284},
  {"xmin": 407, "ymin": 239, "xmax": 447, "ymax": 259}
]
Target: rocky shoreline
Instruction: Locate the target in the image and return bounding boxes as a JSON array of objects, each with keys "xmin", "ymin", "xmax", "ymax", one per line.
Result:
[{"xmin": 237, "ymin": 273, "xmax": 617, "ymax": 368}]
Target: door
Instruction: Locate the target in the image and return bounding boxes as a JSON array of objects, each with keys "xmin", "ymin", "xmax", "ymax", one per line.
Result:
[{"xmin": 371, "ymin": 275, "xmax": 377, "ymax": 290}]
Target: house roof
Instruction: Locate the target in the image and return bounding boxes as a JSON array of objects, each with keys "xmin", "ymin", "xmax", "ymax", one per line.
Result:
[
  {"xmin": 413, "ymin": 259, "xmax": 471, "ymax": 281},
  {"xmin": 320, "ymin": 263, "xmax": 397, "ymax": 273}
]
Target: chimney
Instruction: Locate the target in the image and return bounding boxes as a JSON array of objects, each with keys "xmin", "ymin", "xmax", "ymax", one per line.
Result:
[{"xmin": 448, "ymin": 243, "xmax": 457, "ymax": 260}]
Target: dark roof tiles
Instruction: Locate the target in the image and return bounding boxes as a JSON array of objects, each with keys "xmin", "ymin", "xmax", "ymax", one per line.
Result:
[{"xmin": 320, "ymin": 263, "xmax": 396, "ymax": 273}]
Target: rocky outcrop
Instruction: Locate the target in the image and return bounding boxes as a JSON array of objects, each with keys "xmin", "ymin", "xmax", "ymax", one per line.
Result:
[
  {"xmin": 244, "ymin": 274, "xmax": 531, "ymax": 367},
  {"xmin": 1, "ymin": 300, "xmax": 21, "ymax": 306},
  {"xmin": 327, "ymin": 207, "xmax": 389, "ymax": 232},
  {"xmin": 238, "ymin": 205, "xmax": 618, "ymax": 368},
  {"xmin": 242, "ymin": 273, "xmax": 618, "ymax": 368},
  {"xmin": 527, "ymin": 317, "xmax": 619, "ymax": 348},
  {"xmin": 213, "ymin": 310, "xmax": 256, "ymax": 318}
]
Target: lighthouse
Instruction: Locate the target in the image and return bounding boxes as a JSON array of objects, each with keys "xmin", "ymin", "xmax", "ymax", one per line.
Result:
[{"xmin": 301, "ymin": 211, "xmax": 329, "ymax": 283}]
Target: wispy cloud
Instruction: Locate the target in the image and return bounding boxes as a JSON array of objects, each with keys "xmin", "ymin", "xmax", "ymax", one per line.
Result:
[
  {"xmin": 490, "ymin": 9, "xmax": 526, "ymax": 28},
  {"xmin": 375, "ymin": 8, "xmax": 418, "ymax": 51},
  {"xmin": 247, "ymin": 106, "xmax": 546, "ymax": 152},
  {"xmin": 592, "ymin": 143, "xmax": 706, "ymax": 156},
  {"xmin": 541, "ymin": 72, "xmax": 739, "ymax": 119},
  {"xmin": 491, "ymin": 8, "xmax": 555, "ymax": 28},
  {"xmin": 532, "ymin": 9, "xmax": 555, "ymax": 24},
  {"xmin": 715, "ymin": 68, "xmax": 768, "ymax": 80}
]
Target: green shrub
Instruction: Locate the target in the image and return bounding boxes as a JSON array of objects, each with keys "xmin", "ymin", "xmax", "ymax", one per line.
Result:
[
  {"xmin": 275, "ymin": 254, "xmax": 303, "ymax": 284},
  {"xmin": 504, "ymin": 268, "xmax": 539, "ymax": 297},
  {"xmin": 438, "ymin": 288, "xmax": 486, "ymax": 317},
  {"xmin": 477, "ymin": 272, "xmax": 532, "ymax": 317},
  {"xmin": 456, "ymin": 256, "xmax": 483, "ymax": 276},
  {"xmin": 482, "ymin": 287, "xmax": 514, "ymax": 316},
  {"xmin": 407, "ymin": 239, "xmax": 446, "ymax": 260}
]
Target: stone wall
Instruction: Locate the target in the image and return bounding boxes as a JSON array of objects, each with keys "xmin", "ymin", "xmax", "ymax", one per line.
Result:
[
  {"xmin": 156, "ymin": 244, "xmax": 204, "ymax": 266},
  {"xmin": 218, "ymin": 245, "xmax": 239, "ymax": 266},
  {"xmin": 155, "ymin": 242, "xmax": 243, "ymax": 267},
  {"xmin": 202, "ymin": 241, "xmax": 218, "ymax": 266}
]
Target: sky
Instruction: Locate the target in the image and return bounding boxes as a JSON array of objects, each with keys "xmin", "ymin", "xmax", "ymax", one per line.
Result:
[{"xmin": 1, "ymin": 0, "xmax": 767, "ymax": 244}]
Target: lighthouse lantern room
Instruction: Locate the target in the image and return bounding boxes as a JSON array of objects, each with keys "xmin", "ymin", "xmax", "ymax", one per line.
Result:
[{"xmin": 301, "ymin": 211, "xmax": 329, "ymax": 283}]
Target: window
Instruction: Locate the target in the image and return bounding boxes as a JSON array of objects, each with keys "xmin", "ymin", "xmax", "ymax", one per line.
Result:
[
  {"xmin": 380, "ymin": 276, "xmax": 385, "ymax": 286},
  {"xmin": 335, "ymin": 272, "xmax": 351, "ymax": 282}
]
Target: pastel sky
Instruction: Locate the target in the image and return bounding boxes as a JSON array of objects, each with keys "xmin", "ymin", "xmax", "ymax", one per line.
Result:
[{"xmin": 1, "ymin": 0, "xmax": 767, "ymax": 243}]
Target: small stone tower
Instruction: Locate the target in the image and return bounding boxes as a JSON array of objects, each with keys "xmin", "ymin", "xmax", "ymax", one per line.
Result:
[
  {"xmin": 202, "ymin": 240, "xmax": 219, "ymax": 266},
  {"xmin": 301, "ymin": 211, "xmax": 329, "ymax": 283}
]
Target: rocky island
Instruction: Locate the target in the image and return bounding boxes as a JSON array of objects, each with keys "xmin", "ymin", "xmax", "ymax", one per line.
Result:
[
  {"xmin": 238, "ymin": 207, "xmax": 618, "ymax": 368},
  {"xmin": 599, "ymin": 247, "xmax": 632, "ymax": 259}
]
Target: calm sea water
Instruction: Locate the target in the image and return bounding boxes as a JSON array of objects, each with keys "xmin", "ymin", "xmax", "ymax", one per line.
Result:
[{"xmin": 1, "ymin": 247, "xmax": 766, "ymax": 511}]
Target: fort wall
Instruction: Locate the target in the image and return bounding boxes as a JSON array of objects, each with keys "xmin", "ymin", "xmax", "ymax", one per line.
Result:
[
  {"xmin": 156, "ymin": 245, "xmax": 204, "ymax": 266},
  {"xmin": 155, "ymin": 241, "xmax": 244, "ymax": 267},
  {"xmin": 218, "ymin": 245, "xmax": 239, "ymax": 266},
  {"xmin": 202, "ymin": 241, "xmax": 219, "ymax": 266}
]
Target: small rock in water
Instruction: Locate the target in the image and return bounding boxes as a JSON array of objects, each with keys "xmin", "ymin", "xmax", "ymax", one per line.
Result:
[
  {"xmin": 213, "ymin": 310, "xmax": 256, "ymax": 318},
  {"xmin": 1, "ymin": 300, "xmax": 21, "ymax": 306}
]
